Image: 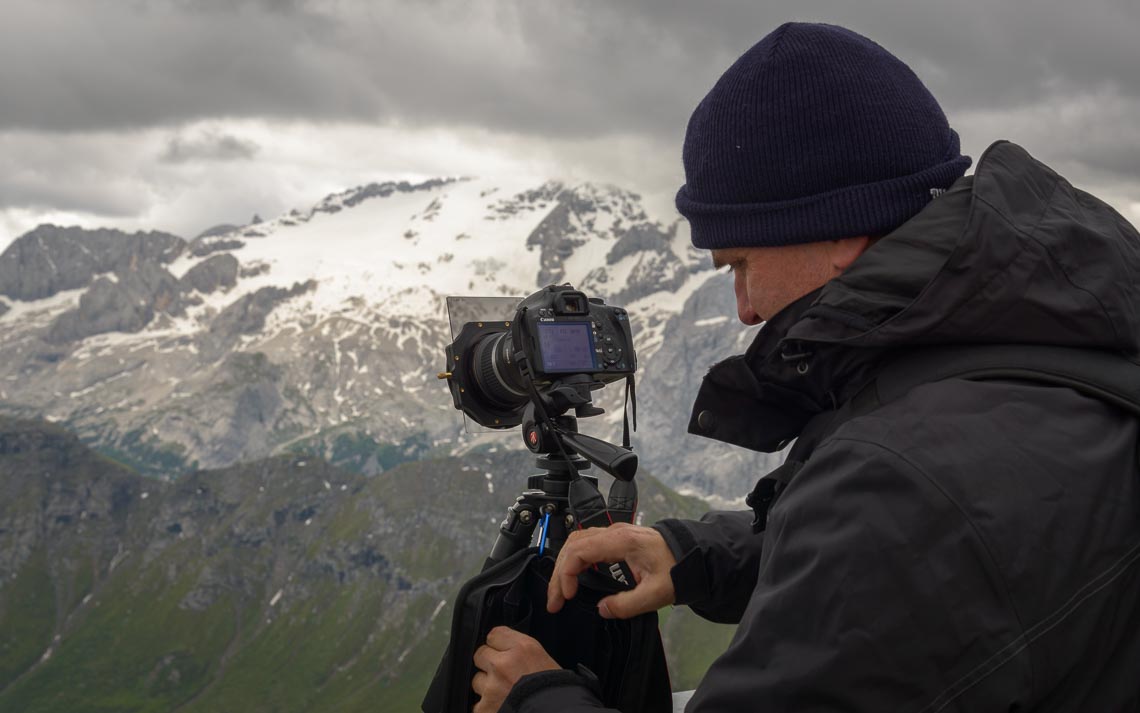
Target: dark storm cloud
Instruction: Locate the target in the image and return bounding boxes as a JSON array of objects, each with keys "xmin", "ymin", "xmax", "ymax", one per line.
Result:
[
  {"xmin": 0, "ymin": 0, "xmax": 362, "ymax": 132},
  {"xmin": 603, "ymin": 0, "xmax": 1140, "ymax": 111},
  {"xmin": 3, "ymin": 0, "xmax": 1140, "ymax": 185},
  {"xmin": 160, "ymin": 130, "xmax": 260, "ymax": 163},
  {"xmin": 5, "ymin": 0, "xmax": 1137, "ymax": 135}
]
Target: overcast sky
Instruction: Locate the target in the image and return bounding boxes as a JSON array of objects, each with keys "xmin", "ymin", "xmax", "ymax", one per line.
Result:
[{"xmin": 3, "ymin": 0, "xmax": 1140, "ymax": 248}]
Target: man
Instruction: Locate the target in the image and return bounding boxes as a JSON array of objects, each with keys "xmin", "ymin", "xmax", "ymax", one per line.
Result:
[{"xmin": 472, "ymin": 22, "xmax": 1140, "ymax": 712}]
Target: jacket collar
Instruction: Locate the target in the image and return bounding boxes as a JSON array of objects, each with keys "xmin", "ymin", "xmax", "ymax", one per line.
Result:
[
  {"xmin": 688, "ymin": 140, "xmax": 1140, "ymax": 452},
  {"xmin": 686, "ymin": 288, "xmax": 886, "ymax": 452}
]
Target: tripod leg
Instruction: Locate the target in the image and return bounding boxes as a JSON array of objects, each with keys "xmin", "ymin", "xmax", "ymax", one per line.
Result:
[{"xmin": 485, "ymin": 498, "xmax": 540, "ymax": 570}]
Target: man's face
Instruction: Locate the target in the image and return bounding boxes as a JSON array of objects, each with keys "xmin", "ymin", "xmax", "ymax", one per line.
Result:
[{"xmin": 710, "ymin": 241, "xmax": 851, "ymax": 325}]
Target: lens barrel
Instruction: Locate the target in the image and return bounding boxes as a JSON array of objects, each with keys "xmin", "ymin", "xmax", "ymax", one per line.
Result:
[{"xmin": 471, "ymin": 332, "xmax": 530, "ymax": 410}]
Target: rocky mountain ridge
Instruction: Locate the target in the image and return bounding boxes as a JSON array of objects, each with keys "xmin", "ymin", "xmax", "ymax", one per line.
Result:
[{"xmin": 0, "ymin": 176, "xmax": 781, "ymax": 499}]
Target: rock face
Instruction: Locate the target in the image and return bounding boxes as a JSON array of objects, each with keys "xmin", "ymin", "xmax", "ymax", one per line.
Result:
[
  {"xmin": 46, "ymin": 262, "xmax": 185, "ymax": 343},
  {"xmin": 602, "ymin": 222, "xmax": 689, "ymax": 306},
  {"xmin": 199, "ymin": 351, "xmax": 287, "ymax": 465},
  {"xmin": 0, "ymin": 417, "xmax": 144, "ymax": 582},
  {"xmin": 607, "ymin": 221, "xmax": 673, "ymax": 264},
  {"xmin": 194, "ymin": 223, "xmax": 241, "ymax": 240},
  {"xmin": 527, "ymin": 188, "xmax": 589, "ymax": 286},
  {"xmin": 190, "ymin": 237, "xmax": 245, "ymax": 258},
  {"xmin": 637, "ymin": 273, "xmax": 782, "ymax": 501},
  {"xmin": 180, "ymin": 253, "xmax": 239, "ymax": 295},
  {"xmin": 208, "ymin": 281, "xmax": 317, "ymax": 341},
  {"xmin": 340, "ymin": 178, "xmax": 457, "ymax": 208},
  {"xmin": 0, "ymin": 416, "xmax": 731, "ymax": 711},
  {"xmin": 0, "ymin": 224, "xmax": 184, "ymax": 301}
]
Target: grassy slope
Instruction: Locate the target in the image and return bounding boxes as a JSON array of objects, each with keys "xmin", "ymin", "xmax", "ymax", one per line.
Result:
[
  {"xmin": 0, "ymin": 420, "xmax": 738, "ymax": 711},
  {"xmin": 0, "ymin": 551, "xmax": 56, "ymax": 687}
]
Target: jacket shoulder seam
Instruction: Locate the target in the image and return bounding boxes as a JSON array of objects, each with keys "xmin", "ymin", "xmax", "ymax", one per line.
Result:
[
  {"xmin": 974, "ymin": 189, "xmax": 1122, "ymax": 347},
  {"xmin": 921, "ymin": 534, "xmax": 1140, "ymax": 713},
  {"xmin": 837, "ymin": 421, "xmax": 1140, "ymax": 711},
  {"xmin": 818, "ymin": 435, "xmax": 1035, "ymax": 692},
  {"xmin": 821, "ymin": 436, "xmax": 1030, "ymax": 627}
]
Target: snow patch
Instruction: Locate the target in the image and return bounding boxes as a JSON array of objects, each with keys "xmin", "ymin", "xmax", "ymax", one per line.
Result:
[
  {"xmin": 694, "ymin": 316, "xmax": 729, "ymax": 327},
  {"xmin": 429, "ymin": 599, "xmax": 448, "ymax": 623}
]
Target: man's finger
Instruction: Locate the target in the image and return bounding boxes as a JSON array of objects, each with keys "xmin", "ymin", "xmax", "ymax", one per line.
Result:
[
  {"xmin": 552, "ymin": 527, "xmax": 608, "ymax": 569},
  {"xmin": 597, "ymin": 580, "xmax": 670, "ymax": 620},
  {"xmin": 473, "ymin": 643, "xmax": 495, "ymax": 673},
  {"xmin": 547, "ymin": 529, "xmax": 607, "ymax": 612},
  {"xmin": 546, "ymin": 568, "xmax": 577, "ymax": 614},
  {"xmin": 473, "ymin": 690, "xmax": 496, "ymax": 713},
  {"xmin": 471, "ymin": 670, "xmax": 488, "ymax": 695},
  {"xmin": 484, "ymin": 625, "xmax": 522, "ymax": 650},
  {"xmin": 557, "ymin": 529, "xmax": 639, "ymax": 577},
  {"xmin": 548, "ymin": 529, "xmax": 639, "ymax": 612}
]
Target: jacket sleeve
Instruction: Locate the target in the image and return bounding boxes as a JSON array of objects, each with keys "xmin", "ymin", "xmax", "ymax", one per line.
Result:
[
  {"xmin": 685, "ymin": 436, "xmax": 1030, "ymax": 712},
  {"xmin": 501, "ymin": 669, "xmax": 610, "ymax": 713},
  {"xmin": 652, "ymin": 510, "xmax": 764, "ymax": 623}
]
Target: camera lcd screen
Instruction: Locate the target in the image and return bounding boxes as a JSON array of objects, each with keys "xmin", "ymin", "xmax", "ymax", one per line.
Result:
[{"xmin": 537, "ymin": 322, "xmax": 597, "ymax": 372}]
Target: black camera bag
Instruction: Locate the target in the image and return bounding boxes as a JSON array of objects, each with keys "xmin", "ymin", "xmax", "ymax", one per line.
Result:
[{"xmin": 421, "ymin": 546, "xmax": 672, "ymax": 713}]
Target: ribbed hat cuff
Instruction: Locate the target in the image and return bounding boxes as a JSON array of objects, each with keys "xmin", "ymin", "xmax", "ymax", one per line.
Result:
[{"xmin": 678, "ymin": 154, "xmax": 972, "ymax": 249}]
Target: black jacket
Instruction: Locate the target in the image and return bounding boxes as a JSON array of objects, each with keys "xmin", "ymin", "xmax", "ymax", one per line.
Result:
[{"xmin": 506, "ymin": 141, "xmax": 1140, "ymax": 712}]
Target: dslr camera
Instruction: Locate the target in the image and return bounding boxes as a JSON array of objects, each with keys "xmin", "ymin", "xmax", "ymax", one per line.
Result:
[{"xmin": 442, "ymin": 285, "xmax": 637, "ymax": 430}]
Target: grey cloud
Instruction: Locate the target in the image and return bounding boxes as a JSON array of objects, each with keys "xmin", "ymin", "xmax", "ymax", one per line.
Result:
[
  {"xmin": 160, "ymin": 131, "xmax": 260, "ymax": 163},
  {"xmin": 953, "ymin": 84, "xmax": 1140, "ymax": 187},
  {"xmin": 3, "ymin": 0, "xmax": 1140, "ymax": 218},
  {"xmin": 0, "ymin": 177, "xmax": 146, "ymax": 217},
  {"xmin": 0, "ymin": 0, "xmax": 357, "ymax": 132},
  {"xmin": 587, "ymin": 0, "xmax": 1140, "ymax": 114},
  {"xmin": 0, "ymin": 128, "xmax": 294, "ymax": 240},
  {"xmin": 0, "ymin": 133, "xmax": 152, "ymax": 216},
  {"xmin": 4, "ymin": 0, "xmax": 1139, "ymax": 141}
]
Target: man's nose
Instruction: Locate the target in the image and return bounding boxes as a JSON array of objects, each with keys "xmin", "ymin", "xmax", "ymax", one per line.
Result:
[{"xmin": 735, "ymin": 279, "xmax": 762, "ymax": 326}]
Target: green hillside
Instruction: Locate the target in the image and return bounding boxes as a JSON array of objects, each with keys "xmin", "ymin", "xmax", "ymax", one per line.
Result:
[{"xmin": 0, "ymin": 417, "xmax": 735, "ymax": 711}]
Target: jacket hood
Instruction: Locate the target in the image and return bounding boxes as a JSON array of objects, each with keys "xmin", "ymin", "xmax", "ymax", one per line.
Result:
[
  {"xmin": 689, "ymin": 141, "xmax": 1140, "ymax": 452},
  {"xmin": 790, "ymin": 140, "xmax": 1140, "ymax": 354}
]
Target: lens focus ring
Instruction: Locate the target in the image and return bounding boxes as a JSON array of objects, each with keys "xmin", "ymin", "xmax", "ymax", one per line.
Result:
[{"xmin": 472, "ymin": 332, "xmax": 528, "ymax": 410}]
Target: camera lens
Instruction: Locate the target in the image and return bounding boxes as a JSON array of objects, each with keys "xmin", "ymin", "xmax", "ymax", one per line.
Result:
[{"xmin": 471, "ymin": 331, "xmax": 530, "ymax": 410}]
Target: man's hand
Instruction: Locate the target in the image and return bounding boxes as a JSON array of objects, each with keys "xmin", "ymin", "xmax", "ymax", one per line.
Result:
[
  {"xmin": 472, "ymin": 626, "xmax": 559, "ymax": 713},
  {"xmin": 548, "ymin": 522, "xmax": 677, "ymax": 619}
]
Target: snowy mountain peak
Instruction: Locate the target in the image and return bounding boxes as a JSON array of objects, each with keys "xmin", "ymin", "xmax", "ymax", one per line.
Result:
[{"xmin": 0, "ymin": 174, "xmax": 760, "ymax": 498}]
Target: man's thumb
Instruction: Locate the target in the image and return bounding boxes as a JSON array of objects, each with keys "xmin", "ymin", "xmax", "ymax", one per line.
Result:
[{"xmin": 597, "ymin": 588, "xmax": 654, "ymax": 620}]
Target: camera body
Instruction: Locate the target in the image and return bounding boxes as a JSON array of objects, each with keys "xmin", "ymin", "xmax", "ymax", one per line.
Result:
[
  {"xmin": 444, "ymin": 285, "xmax": 637, "ymax": 428},
  {"xmin": 519, "ymin": 285, "xmax": 635, "ymax": 377}
]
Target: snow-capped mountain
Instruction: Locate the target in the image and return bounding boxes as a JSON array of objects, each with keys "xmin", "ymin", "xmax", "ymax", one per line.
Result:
[{"xmin": 0, "ymin": 177, "xmax": 780, "ymax": 499}]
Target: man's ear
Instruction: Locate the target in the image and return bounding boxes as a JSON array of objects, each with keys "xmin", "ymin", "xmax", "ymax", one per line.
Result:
[{"xmin": 828, "ymin": 235, "xmax": 873, "ymax": 275}]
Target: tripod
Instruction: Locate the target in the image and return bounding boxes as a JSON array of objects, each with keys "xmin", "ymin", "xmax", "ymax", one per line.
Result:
[
  {"xmin": 422, "ymin": 376, "xmax": 668, "ymax": 713},
  {"xmin": 483, "ymin": 390, "xmax": 639, "ymax": 584}
]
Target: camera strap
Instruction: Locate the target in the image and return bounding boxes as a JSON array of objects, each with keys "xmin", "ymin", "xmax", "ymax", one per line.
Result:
[{"xmin": 622, "ymin": 374, "xmax": 637, "ymax": 450}]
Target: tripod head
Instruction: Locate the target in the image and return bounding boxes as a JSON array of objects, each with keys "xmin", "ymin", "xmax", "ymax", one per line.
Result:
[
  {"xmin": 483, "ymin": 375, "xmax": 639, "ymax": 579},
  {"xmin": 520, "ymin": 375, "xmax": 637, "ymax": 482}
]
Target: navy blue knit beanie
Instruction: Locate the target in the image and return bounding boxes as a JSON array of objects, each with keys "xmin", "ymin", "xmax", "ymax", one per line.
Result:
[{"xmin": 676, "ymin": 22, "xmax": 971, "ymax": 249}]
